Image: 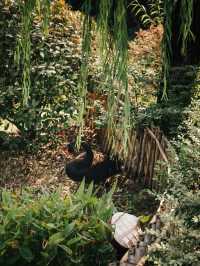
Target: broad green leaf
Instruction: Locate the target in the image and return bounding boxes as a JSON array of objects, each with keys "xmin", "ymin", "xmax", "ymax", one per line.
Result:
[
  {"xmin": 19, "ymin": 246, "xmax": 34, "ymax": 262},
  {"xmin": 99, "ymin": 219, "xmax": 112, "ymax": 232},
  {"xmin": 139, "ymin": 215, "xmax": 151, "ymax": 224},
  {"xmin": 76, "ymin": 179, "xmax": 85, "ymax": 197},
  {"xmin": 43, "ymin": 223, "xmax": 56, "ymax": 230},
  {"xmin": 48, "ymin": 232, "xmax": 65, "ymax": 246},
  {"xmin": 2, "ymin": 191, "xmax": 12, "ymax": 206},
  {"xmin": 64, "ymin": 222, "xmax": 75, "ymax": 237},
  {"xmin": 58, "ymin": 244, "xmax": 72, "ymax": 255},
  {"xmin": 67, "ymin": 236, "xmax": 82, "ymax": 246},
  {"xmin": 86, "ymin": 181, "xmax": 94, "ymax": 197}
]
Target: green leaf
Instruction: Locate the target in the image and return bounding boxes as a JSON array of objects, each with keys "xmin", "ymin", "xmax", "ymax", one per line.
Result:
[
  {"xmin": 99, "ymin": 219, "xmax": 112, "ymax": 232},
  {"xmin": 19, "ymin": 246, "xmax": 34, "ymax": 262},
  {"xmin": 58, "ymin": 244, "xmax": 72, "ymax": 255},
  {"xmin": 48, "ymin": 232, "xmax": 65, "ymax": 246},
  {"xmin": 64, "ymin": 222, "xmax": 75, "ymax": 237},
  {"xmin": 86, "ymin": 181, "xmax": 94, "ymax": 197},
  {"xmin": 40, "ymin": 51, "xmax": 45, "ymax": 58},
  {"xmin": 43, "ymin": 223, "xmax": 56, "ymax": 230},
  {"xmin": 76, "ymin": 179, "xmax": 85, "ymax": 197},
  {"xmin": 135, "ymin": 9, "xmax": 142, "ymax": 16},
  {"xmin": 2, "ymin": 191, "xmax": 12, "ymax": 207},
  {"xmin": 67, "ymin": 236, "xmax": 82, "ymax": 246},
  {"xmin": 139, "ymin": 215, "xmax": 151, "ymax": 224}
]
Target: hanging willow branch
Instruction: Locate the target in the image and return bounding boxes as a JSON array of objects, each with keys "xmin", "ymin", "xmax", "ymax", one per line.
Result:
[
  {"xmin": 161, "ymin": 0, "xmax": 173, "ymax": 100},
  {"xmin": 97, "ymin": 0, "xmax": 116, "ymax": 148},
  {"xmin": 15, "ymin": 0, "xmax": 36, "ymax": 106},
  {"xmin": 15, "ymin": 0, "xmax": 51, "ymax": 106},
  {"xmin": 179, "ymin": 0, "xmax": 194, "ymax": 56},
  {"xmin": 97, "ymin": 0, "xmax": 113, "ymax": 61},
  {"xmin": 13, "ymin": 0, "xmax": 196, "ymax": 151},
  {"xmin": 41, "ymin": 0, "xmax": 51, "ymax": 35},
  {"xmin": 113, "ymin": 0, "xmax": 130, "ymax": 154},
  {"xmin": 96, "ymin": 0, "xmax": 130, "ymax": 154},
  {"xmin": 76, "ymin": 0, "xmax": 92, "ymax": 148},
  {"xmin": 162, "ymin": 0, "xmax": 194, "ymax": 99}
]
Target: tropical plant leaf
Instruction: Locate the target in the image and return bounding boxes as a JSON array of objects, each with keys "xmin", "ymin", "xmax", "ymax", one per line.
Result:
[
  {"xmin": 48, "ymin": 232, "xmax": 65, "ymax": 246},
  {"xmin": 58, "ymin": 244, "xmax": 72, "ymax": 255},
  {"xmin": 76, "ymin": 179, "xmax": 85, "ymax": 198},
  {"xmin": 19, "ymin": 246, "xmax": 34, "ymax": 262}
]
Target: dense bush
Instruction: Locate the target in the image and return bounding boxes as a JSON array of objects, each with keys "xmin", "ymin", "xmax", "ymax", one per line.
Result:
[
  {"xmin": 149, "ymin": 193, "xmax": 200, "ymax": 265},
  {"xmin": 148, "ymin": 94, "xmax": 200, "ymax": 265},
  {"xmin": 0, "ymin": 181, "xmax": 116, "ymax": 266},
  {"xmin": 148, "ymin": 163, "xmax": 200, "ymax": 265},
  {"xmin": 0, "ymin": 1, "xmax": 81, "ymax": 144}
]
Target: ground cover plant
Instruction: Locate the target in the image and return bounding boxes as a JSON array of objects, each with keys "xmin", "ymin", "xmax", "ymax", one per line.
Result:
[
  {"xmin": 148, "ymin": 93, "xmax": 200, "ymax": 265},
  {"xmin": 0, "ymin": 181, "xmax": 116, "ymax": 266}
]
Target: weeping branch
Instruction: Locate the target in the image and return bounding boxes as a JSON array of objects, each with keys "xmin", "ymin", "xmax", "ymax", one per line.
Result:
[
  {"xmin": 14, "ymin": 0, "xmax": 196, "ymax": 149},
  {"xmin": 179, "ymin": 0, "xmax": 194, "ymax": 56},
  {"xmin": 15, "ymin": 0, "xmax": 51, "ymax": 106},
  {"xmin": 76, "ymin": 0, "xmax": 92, "ymax": 148},
  {"xmin": 161, "ymin": 0, "xmax": 194, "ymax": 99},
  {"xmin": 96, "ymin": 0, "xmax": 130, "ymax": 154}
]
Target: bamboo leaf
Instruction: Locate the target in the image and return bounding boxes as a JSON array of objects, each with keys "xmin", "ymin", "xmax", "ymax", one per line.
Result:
[
  {"xmin": 19, "ymin": 246, "xmax": 34, "ymax": 262},
  {"xmin": 86, "ymin": 181, "xmax": 94, "ymax": 197},
  {"xmin": 67, "ymin": 236, "xmax": 82, "ymax": 246},
  {"xmin": 2, "ymin": 191, "xmax": 12, "ymax": 206},
  {"xmin": 48, "ymin": 232, "xmax": 65, "ymax": 246},
  {"xmin": 64, "ymin": 222, "xmax": 75, "ymax": 237},
  {"xmin": 76, "ymin": 179, "xmax": 85, "ymax": 197},
  {"xmin": 58, "ymin": 244, "xmax": 72, "ymax": 255}
]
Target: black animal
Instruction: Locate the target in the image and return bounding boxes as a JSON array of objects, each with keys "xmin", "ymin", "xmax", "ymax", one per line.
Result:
[
  {"xmin": 84, "ymin": 158, "xmax": 122, "ymax": 184},
  {"xmin": 65, "ymin": 142, "xmax": 122, "ymax": 183},
  {"xmin": 64, "ymin": 142, "xmax": 94, "ymax": 181}
]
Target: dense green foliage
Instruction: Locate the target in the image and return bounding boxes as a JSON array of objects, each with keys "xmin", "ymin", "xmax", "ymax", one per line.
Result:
[
  {"xmin": 0, "ymin": 1, "xmax": 81, "ymax": 144},
  {"xmin": 0, "ymin": 182, "xmax": 116, "ymax": 265},
  {"xmin": 148, "ymin": 94, "xmax": 200, "ymax": 265},
  {"xmin": 136, "ymin": 66, "xmax": 200, "ymax": 139},
  {"xmin": 0, "ymin": 1, "xmax": 200, "ymax": 265},
  {"xmin": 0, "ymin": 0, "xmax": 161, "ymax": 148}
]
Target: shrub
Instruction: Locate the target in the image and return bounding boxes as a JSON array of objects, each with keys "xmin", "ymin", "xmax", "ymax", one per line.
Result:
[
  {"xmin": 148, "ymin": 105, "xmax": 200, "ymax": 265},
  {"xmin": 0, "ymin": 1, "xmax": 81, "ymax": 145},
  {"xmin": 148, "ymin": 182, "xmax": 200, "ymax": 266},
  {"xmin": 0, "ymin": 182, "xmax": 116, "ymax": 265}
]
